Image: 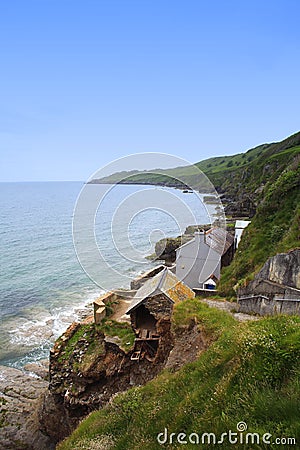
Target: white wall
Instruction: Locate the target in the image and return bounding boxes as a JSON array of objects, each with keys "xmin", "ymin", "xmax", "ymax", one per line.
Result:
[{"xmin": 234, "ymin": 220, "xmax": 251, "ymax": 249}]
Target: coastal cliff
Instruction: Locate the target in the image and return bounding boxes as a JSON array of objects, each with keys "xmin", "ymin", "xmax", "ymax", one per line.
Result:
[
  {"xmin": 3, "ymin": 132, "xmax": 299, "ymax": 449},
  {"xmin": 89, "ymin": 131, "xmax": 300, "ymax": 298},
  {"xmin": 89, "ymin": 131, "xmax": 300, "ymax": 220},
  {"xmin": 57, "ymin": 300, "xmax": 300, "ymax": 449},
  {"xmin": 39, "ymin": 316, "xmax": 174, "ymax": 445},
  {"xmin": 39, "ymin": 300, "xmax": 214, "ymax": 446}
]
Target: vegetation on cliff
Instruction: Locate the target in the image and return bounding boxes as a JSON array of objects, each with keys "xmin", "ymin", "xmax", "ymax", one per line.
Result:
[
  {"xmin": 89, "ymin": 131, "xmax": 300, "ymax": 195},
  {"xmin": 219, "ymin": 160, "xmax": 300, "ymax": 296},
  {"xmin": 51, "ymin": 320, "xmax": 135, "ymax": 398},
  {"xmin": 58, "ymin": 299, "xmax": 300, "ymax": 449},
  {"xmin": 55, "ymin": 133, "xmax": 300, "ymax": 447}
]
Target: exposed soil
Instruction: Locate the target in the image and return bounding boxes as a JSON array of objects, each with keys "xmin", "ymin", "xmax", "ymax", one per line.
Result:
[
  {"xmin": 109, "ymin": 299, "xmax": 132, "ymax": 322},
  {"xmin": 165, "ymin": 320, "xmax": 213, "ymax": 371}
]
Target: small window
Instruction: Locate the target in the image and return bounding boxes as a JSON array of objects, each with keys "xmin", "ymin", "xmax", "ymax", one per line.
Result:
[{"xmin": 205, "ymin": 283, "xmax": 216, "ymax": 290}]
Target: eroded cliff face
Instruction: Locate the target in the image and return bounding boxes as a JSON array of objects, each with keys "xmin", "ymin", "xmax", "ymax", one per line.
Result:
[
  {"xmin": 257, "ymin": 249, "xmax": 300, "ymax": 289},
  {"xmin": 40, "ymin": 318, "xmax": 174, "ymax": 444},
  {"xmin": 238, "ymin": 249, "xmax": 300, "ymax": 298}
]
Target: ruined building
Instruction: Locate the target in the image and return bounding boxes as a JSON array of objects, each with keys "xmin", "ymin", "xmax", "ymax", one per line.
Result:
[{"xmin": 126, "ymin": 267, "xmax": 195, "ymax": 361}]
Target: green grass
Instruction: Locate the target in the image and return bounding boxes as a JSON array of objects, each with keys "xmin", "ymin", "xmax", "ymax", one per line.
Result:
[
  {"xmin": 90, "ymin": 133, "xmax": 300, "ymax": 195},
  {"xmin": 57, "ymin": 324, "xmax": 96, "ymax": 363},
  {"xmin": 57, "ymin": 299, "xmax": 300, "ymax": 450},
  {"xmin": 172, "ymin": 297, "xmax": 235, "ymax": 338},
  {"xmin": 100, "ymin": 319, "xmax": 135, "ymax": 352},
  {"xmin": 56, "ymin": 320, "xmax": 135, "ymax": 369}
]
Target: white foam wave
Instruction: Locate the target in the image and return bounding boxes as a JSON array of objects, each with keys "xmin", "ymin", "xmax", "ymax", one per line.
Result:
[{"xmin": 7, "ymin": 289, "xmax": 103, "ymax": 353}]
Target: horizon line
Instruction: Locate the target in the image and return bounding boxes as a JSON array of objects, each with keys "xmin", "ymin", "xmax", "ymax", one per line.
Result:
[{"xmin": 0, "ymin": 180, "xmax": 85, "ymax": 183}]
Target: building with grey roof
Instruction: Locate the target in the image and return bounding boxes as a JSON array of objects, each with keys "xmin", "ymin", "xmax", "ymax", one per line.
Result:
[{"xmin": 175, "ymin": 228, "xmax": 234, "ymax": 290}]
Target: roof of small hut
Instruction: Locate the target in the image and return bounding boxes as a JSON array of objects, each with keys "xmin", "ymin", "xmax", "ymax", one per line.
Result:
[{"xmin": 126, "ymin": 267, "xmax": 194, "ymax": 314}]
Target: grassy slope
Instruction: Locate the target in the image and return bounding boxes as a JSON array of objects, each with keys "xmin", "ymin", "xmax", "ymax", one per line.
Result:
[
  {"xmin": 58, "ymin": 299, "xmax": 300, "ymax": 450},
  {"xmin": 199, "ymin": 132, "xmax": 300, "ymax": 295},
  {"xmin": 90, "ymin": 132, "xmax": 300, "ymax": 193}
]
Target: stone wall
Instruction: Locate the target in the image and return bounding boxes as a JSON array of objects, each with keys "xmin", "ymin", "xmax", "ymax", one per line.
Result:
[
  {"xmin": 238, "ymin": 279, "xmax": 300, "ymax": 300},
  {"xmin": 144, "ymin": 294, "xmax": 173, "ymax": 320},
  {"xmin": 129, "ymin": 294, "xmax": 173, "ymax": 332},
  {"xmin": 93, "ymin": 290, "xmax": 136, "ymax": 324},
  {"xmin": 238, "ymin": 296, "xmax": 300, "ymax": 316}
]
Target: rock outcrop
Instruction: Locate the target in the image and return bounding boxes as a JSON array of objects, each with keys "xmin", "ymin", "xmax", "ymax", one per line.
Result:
[
  {"xmin": 238, "ymin": 249, "xmax": 300, "ymax": 299},
  {"xmin": 257, "ymin": 249, "xmax": 300, "ymax": 290},
  {"xmin": 0, "ymin": 365, "xmax": 54, "ymax": 450},
  {"xmin": 153, "ymin": 224, "xmax": 214, "ymax": 263},
  {"xmin": 238, "ymin": 249, "xmax": 300, "ymax": 316}
]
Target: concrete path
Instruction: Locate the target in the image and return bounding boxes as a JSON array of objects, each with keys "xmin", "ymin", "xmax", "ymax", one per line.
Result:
[{"xmin": 201, "ymin": 298, "xmax": 259, "ymax": 322}]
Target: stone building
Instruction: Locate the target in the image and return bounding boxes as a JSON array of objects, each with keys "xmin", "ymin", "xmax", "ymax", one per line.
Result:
[{"xmin": 126, "ymin": 268, "xmax": 194, "ymax": 361}]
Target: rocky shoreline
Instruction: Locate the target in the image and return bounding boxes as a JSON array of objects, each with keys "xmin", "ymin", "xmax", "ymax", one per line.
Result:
[
  {"xmin": 0, "ymin": 365, "xmax": 53, "ymax": 450},
  {"xmin": 0, "ymin": 304, "xmax": 94, "ymax": 450}
]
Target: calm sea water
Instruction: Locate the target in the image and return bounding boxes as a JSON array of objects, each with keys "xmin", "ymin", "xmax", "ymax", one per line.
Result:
[{"xmin": 0, "ymin": 182, "xmax": 213, "ymax": 369}]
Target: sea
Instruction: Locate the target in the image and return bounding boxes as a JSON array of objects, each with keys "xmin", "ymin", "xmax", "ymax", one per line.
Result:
[{"xmin": 0, "ymin": 182, "xmax": 215, "ymax": 369}]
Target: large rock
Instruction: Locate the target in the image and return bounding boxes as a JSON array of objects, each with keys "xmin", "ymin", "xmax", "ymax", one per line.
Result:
[
  {"xmin": 238, "ymin": 249, "xmax": 300, "ymax": 316},
  {"xmin": 257, "ymin": 249, "xmax": 300, "ymax": 289},
  {"xmin": 0, "ymin": 365, "xmax": 54, "ymax": 450},
  {"xmin": 239, "ymin": 249, "xmax": 300, "ymax": 299}
]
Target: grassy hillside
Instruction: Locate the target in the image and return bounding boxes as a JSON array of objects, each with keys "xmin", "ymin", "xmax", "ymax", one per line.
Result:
[
  {"xmin": 90, "ymin": 131, "xmax": 300, "ymax": 195},
  {"xmin": 199, "ymin": 132, "xmax": 300, "ymax": 294},
  {"xmin": 57, "ymin": 134, "xmax": 300, "ymax": 448},
  {"xmin": 58, "ymin": 299, "xmax": 300, "ymax": 450},
  {"xmin": 198, "ymin": 140, "xmax": 300, "ymax": 199}
]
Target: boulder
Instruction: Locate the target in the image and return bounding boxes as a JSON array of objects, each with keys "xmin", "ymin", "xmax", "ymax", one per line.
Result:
[{"xmin": 0, "ymin": 365, "xmax": 54, "ymax": 450}]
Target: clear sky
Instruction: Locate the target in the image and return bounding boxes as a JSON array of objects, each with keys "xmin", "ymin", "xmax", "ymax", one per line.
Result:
[{"xmin": 1, "ymin": 0, "xmax": 300, "ymax": 181}]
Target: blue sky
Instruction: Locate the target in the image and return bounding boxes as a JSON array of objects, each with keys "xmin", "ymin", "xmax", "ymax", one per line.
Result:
[{"xmin": 1, "ymin": 0, "xmax": 300, "ymax": 181}]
